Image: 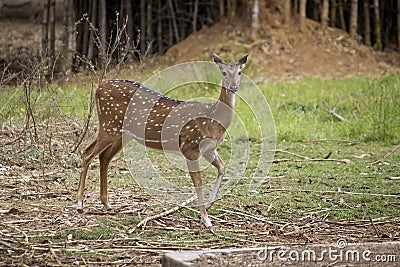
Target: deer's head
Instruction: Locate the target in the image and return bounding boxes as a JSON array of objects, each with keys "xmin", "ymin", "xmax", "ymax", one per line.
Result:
[{"xmin": 212, "ymin": 53, "xmax": 249, "ymax": 93}]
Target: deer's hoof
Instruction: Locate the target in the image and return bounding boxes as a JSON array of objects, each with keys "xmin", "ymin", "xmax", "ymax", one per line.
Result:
[
  {"xmin": 203, "ymin": 218, "xmax": 213, "ymax": 228},
  {"xmin": 103, "ymin": 203, "xmax": 112, "ymax": 211},
  {"xmin": 77, "ymin": 201, "xmax": 84, "ymax": 214}
]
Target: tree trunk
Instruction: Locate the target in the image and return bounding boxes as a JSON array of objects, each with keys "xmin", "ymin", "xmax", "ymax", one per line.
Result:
[
  {"xmin": 312, "ymin": 0, "xmax": 320, "ymax": 21},
  {"xmin": 299, "ymin": 0, "xmax": 307, "ymax": 32},
  {"xmin": 397, "ymin": 0, "xmax": 400, "ymax": 47},
  {"xmin": 219, "ymin": 0, "xmax": 224, "ymax": 19},
  {"xmin": 381, "ymin": 0, "xmax": 390, "ymax": 47},
  {"xmin": 67, "ymin": 0, "xmax": 75, "ymax": 68},
  {"xmin": 49, "ymin": 0, "xmax": 55, "ymax": 61},
  {"xmin": 177, "ymin": 0, "xmax": 185, "ymax": 40},
  {"xmin": 119, "ymin": 0, "xmax": 124, "ymax": 29},
  {"xmin": 81, "ymin": 2, "xmax": 89, "ymax": 59},
  {"xmin": 294, "ymin": 0, "xmax": 299, "ymax": 13},
  {"xmin": 321, "ymin": 0, "xmax": 329, "ymax": 29},
  {"xmin": 283, "ymin": 0, "xmax": 291, "ymax": 25},
  {"xmin": 338, "ymin": 0, "xmax": 346, "ymax": 30},
  {"xmin": 232, "ymin": 0, "xmax": 237, "ymax": 20},
  {"xmin": 87, "ymin": 0, "xmax": 97, "ymax": 65},
  {"xmin": 157, "ymin": 0, "xmax": 163, "ymax": 54},
  {"xmin": 251, "ymin": 0, "xmax": 259, "ymax": 37},
  {"xmin": 99, "ymin": 0, "xmax": 107, "ymax": 56},
  {"xmin": 193, "ymin": 0, "xmax": 199, "ymax": 32},
  {"xmin": 140, "ymin": 0, "xmax": 146, "ymax": 55},
  {"xmin": 167, "ymin": 0, "xmax": 180, "ymax": 42},
  {"xmin": 126, "ymin": 0, "xmax": 134, "ymax": 45},
  {"xmin": 42, "ymin": 0, "xmax": 49, "ymax": 58},
  {"xmin": 60, "ymin": 0, "xmax": 68, "ymax": 71},
  {"xmin": 168, "ymin": 8, "xmax": 173, "ymax": 46},
  {"xmin": 227, "ymin": 0, "xmax": 236, "ymax": 22},
  {"xmin": 60, "ymin": 0, "xmax": 75, "ymax": 72},
  {"xmin": 330, "ymin": 0, "xmax": 337, "ymax": 27},
  {"xmin": 147, "ymin": 0, "xmax": 153, "ymax": 53},
  {"xmin": 349, "ymin": 0, "xmax": 358, "ymax": 38},
  {"xmin": 373, "ymin": 0, "xmax": 382, "ymax": 50},
  {"xmin": 363, "ymin": 0, "xmax": 371, "ymax": 46}
]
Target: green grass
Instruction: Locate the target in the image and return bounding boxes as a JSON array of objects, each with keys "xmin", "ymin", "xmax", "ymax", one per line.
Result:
[
  {"xmin": 0, "ymin": 83, "xmax": 94, "ymax": 126},
  {"xmin": 258, "ymin": 141, "xmax": 399, "ymax": 220},
  {"xmin": 262, "ymin": 75, "xmax": 400, "ymax": 144},
  {"xmin": 68, "ymin": 221, "xmax": 119, "ymax": 240}
]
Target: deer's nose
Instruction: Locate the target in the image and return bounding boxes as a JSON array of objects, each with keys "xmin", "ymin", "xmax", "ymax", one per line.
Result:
[{"xmin": 229, "ymin": 85, "xmax": 238, "ymax": 91}]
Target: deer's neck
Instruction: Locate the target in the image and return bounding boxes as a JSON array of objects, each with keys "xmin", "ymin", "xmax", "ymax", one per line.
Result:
[
  {"xmin": 210, "ymin": 87, "xmax": 236, "ymax": 129},
  {"xmin": 218, "ymin": 87, "xmax": 236, "ymax": 109}
]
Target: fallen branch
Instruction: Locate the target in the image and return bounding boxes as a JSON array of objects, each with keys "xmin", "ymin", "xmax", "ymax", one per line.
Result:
[
  {"xmin": 326, "ymin": 108, "xmax": 348, "ymax": 122},
  {"xmin": 182, "ymin": 206, "xmax": 227, "ymax": 223},
  {"xmin": 270, "ymin": 158, "xmax": 351, "ymax": 164},
  {"xmin": 372, "ymin": 143, "xmax": 400, "ymax": 164},
  {"xmin": 133, "ymin": 195, "xmax": 197, "ymax": 230},
  {"xmin": 49, "ymin": 246, "xmax": 62, "ymax": 266},
  {"xmin": 269, "ymin": 149, "xmax": 351, "ymax": 164},
  {"xmin": 305, "ymin": 139, "xmax": 360, "ymax": 145},
  {"xmin": 369, "ymin": 215, "xmax": 381, "ymax": 237},
  {"xmin": 265, "ymin": 188, "xmax": 399, "ymax": 198},
  {"xmin": 217, "ymin": 208, "xmax": 280, "ymax": 226}
]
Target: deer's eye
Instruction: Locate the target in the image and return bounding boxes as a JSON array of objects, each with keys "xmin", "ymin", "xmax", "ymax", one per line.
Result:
[
  {"xmin": 238, "ymin": 71, "xmax": 242, "ymax": 76},
  {"xmin": 222, "ymin": 71, "xmax": 227, "ymax": 76}
]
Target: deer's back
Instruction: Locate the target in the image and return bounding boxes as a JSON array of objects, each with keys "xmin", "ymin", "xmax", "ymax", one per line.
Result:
[{"xmin": 96, "ymin": 80, "xmax": 226, "ymax": 155}]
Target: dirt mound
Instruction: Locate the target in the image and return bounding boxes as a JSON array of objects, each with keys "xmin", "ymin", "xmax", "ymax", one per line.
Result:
[{"xmin": 165, "ymin": 12, "xmax": 396, "ymax": 81}]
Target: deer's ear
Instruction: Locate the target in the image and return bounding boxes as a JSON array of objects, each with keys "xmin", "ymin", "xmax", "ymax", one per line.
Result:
[
  {"xmin": 211, "ymin": 53, "xmax": 224, "ymax": 64},
  {"xmin": 238, "ymin": 53, "xmax": 250, "ymax": 68}
]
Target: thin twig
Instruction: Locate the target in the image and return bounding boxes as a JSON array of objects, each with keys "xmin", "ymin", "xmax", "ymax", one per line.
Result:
[
  {"xmin": 217, "ymin": 208, "xmax": 279, "ymax": 226},
  {"xmin": 326, "ymin": 108, "xmax": 348, "ymax": 121},
  {"xmin": 0, "ymin": 240, "xmax": 24, "ymax": 251},
  {"xmin": 262, "ymin": 149, "xmax": 352, "ymax": 164},
  {"xmin": 133, "ymin": 195, "xmax": 197, "ymax": 230},
  {"xmin": 372, "ymin": 143, "xmax": 400, "ymax": 164},
  {"xmin": 270, "ymin": 158, "xmax": 351, "ymax": 164},
  {"xmin": 71, "ymin": 83, "xmax": 96, "ymax": 153},
  {"xmin": 182, "ymin": 206, "xmax": 227, "ymax": 223},
  {"xmin": 273, "ymin": 149, "xmax": 309, "ymax": 159},
  {"xmin": 368, "ymin": 215, "xmax": 381, "ymax": 237},
  {"xmin": 49, "ymin": 246, "xmax": 62, "ymax": 266},
  {"xmin": 264, "ymin": 188, "xmax": 399, "ymax": 198},
  {"xmin": 305, "ymin": 139, "xmax": 360, "ymax": 145}
]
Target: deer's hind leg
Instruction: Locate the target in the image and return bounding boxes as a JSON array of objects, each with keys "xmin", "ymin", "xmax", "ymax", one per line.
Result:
[{"xmin": 98, "ymin": 137, "xmax": 123, "ymax": 211}]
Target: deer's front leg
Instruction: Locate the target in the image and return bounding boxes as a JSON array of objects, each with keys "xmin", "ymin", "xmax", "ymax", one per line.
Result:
[
  {"xmin": 187, "ymin": 159, "xmax": 212, "ymax": 228},
  {"xmin": 203, "ymin": 151, "xmax": 225, "ymax": 210}
]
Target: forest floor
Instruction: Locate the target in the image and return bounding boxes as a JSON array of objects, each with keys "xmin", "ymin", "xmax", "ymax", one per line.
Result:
[{"xmin": 1, "ymin": 16, "xmax": 400, "ymax": 266}]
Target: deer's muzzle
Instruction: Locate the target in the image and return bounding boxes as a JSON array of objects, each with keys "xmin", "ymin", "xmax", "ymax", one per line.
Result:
[{"xmin": 229, "ymin": 85, "xmax": 238, "ymax": 92}]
